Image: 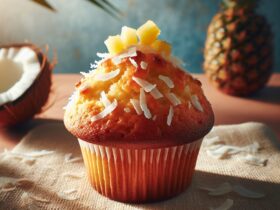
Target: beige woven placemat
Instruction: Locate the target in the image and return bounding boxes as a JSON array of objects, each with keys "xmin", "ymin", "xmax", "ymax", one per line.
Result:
[{"xmin": 0, "ymin": 122, "xmax": 279, "ymax": 210}]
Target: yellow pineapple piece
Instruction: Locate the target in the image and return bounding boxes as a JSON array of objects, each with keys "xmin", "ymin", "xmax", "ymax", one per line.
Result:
[
  {"xmin": 151, "ymin": 40, "xmax": 172, "ymax": 56},
  {"xmin": 104, "ymin": 35, "xmax": 124, "ymax": 55},
  {"xmin": 121, "ymin": 26, "xmax": 138, "ymax": 48},
  {"xmin": 136, "ymin": 20, "xmax": 161, "ymax": 45}
]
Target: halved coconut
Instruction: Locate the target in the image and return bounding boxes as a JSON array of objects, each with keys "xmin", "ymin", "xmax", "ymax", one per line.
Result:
[{"xmin": 0, "ymin": 43, "xmax": 54, "ymax": 127}]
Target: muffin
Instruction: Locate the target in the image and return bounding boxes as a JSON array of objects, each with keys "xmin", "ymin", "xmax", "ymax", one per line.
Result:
[{"xmin": 64, "ymin": 20, "xmax": 214, "ymax": 203}]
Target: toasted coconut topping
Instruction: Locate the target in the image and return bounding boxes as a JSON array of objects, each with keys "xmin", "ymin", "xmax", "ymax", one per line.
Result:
[
  {"xmin": 210, "ymin": 199, "xmax": 233, "ymax": 210},
  {"xmin": 91, "ymin": 99, "xmax": 118, "ymax": 122},
  {"xmin": 100, "ymin": 91, "xmax": 111, "ymax": 107},
  {"xmin": 140, "ymin": 61, "xmax": 148, "ymax": 69},
  {"xmin": 90, "ymin": 62, "xmax": 97, "ymax": 69},
  {"xmin": 159, "ymin": 75, "xmax": 174, "ymax": 88},
  {"xmin": 130, "ymin": 99, "xmax": 142, "ymax": 115},
  {"xmin": 80, "ymin": 71, "xmax": 88, "ymax": 77},
  {"xmin": 95, "ymin": 69, "xmax": 120, "ymax": 81},
  {"xmin": 191, "ymin": 95, "xmax": 204, "ymax": 112},
  {"xmin": 233, "ymin": 185, "xmax": 265, "ymax": 199},
  {"xmin": 132, "ymin": 76, "xmax": 156, "ymax": 92},
  {"xmin": 124, "ymin": 107, "xmax": 131, "ymax": 113},
  {"xmin": 139, "ymin": 88, "xmax": 152, "ymax": 119},
  {"xmin": 150, "ymin": 87, "xmax": 163, "ymax": 99},
  {"xmin": 167, "ymin": 106, "xmax": 174, "ymax": 126},
  {"xmin": 96, "ymin": 52, "xmax": 109, "ymax": 58},
  {"xmin": 112, "ymin": 47, "xmax": 137, "ymax": 65},
  {"xmin": 112, "ymin": 56, "xmax": 122, "ymax": 65},
  {"xmin": 129, "ymin": 58, "xmax": 138, "ymax": 68},
  {"xmin": 166, "ymin": 92, "xmax": 181, "ymax": 106},
  {"xmin": 241, "ymin": 154, "xmax": 267, "ymax": 166}
]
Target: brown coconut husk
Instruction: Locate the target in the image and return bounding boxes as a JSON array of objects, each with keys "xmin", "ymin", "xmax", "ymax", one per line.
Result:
[{"xmin": 0, "ymin": 43, "xmax": 56, "ymax": 127}]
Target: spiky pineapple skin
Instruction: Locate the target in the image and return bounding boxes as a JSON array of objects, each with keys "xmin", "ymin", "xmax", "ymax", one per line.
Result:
[{"xmin": 204, "ymin": 8, "xmax": 273, "ymax": 96}]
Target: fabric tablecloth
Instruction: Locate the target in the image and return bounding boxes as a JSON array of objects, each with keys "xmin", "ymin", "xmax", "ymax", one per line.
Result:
[{"xmin": 0, "ymin": 122, "xmax": 279, "ymax": 210}]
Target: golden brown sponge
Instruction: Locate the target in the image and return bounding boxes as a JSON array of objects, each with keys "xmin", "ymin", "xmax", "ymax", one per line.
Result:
[{"xmin": 64, "ymin": 48, "xmax": 214, "ymax": 148}]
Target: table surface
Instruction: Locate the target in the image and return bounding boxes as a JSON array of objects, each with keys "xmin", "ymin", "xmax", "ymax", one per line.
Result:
[{"xmin": 1, "ymin": 73, "xmax": 279, "ymax": 150}]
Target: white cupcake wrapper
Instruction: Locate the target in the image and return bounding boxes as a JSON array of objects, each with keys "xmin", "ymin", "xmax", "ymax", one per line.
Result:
[{"xmin": 78, "ymin": 139, "xmax": 202, "ymax": 203}]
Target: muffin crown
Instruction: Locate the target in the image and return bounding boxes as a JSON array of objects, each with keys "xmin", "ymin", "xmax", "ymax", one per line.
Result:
[{"xmin": 64, "ymin": 21, "xmax": 214, "ymax": 147}]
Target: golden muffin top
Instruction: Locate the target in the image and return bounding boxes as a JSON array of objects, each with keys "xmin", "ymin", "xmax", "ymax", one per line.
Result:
[{"xmin": 64, "ymin": 20, "xmax": 214, "ymax": 147}]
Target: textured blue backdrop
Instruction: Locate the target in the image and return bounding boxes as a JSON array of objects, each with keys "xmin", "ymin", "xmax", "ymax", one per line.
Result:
[{"xmin": 0, "ymin": 0, "xmax": 279, "ymax": 73}]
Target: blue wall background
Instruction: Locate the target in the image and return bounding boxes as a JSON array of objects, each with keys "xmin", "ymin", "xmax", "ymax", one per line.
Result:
[{"xmin": 0, "ymin": 0, "xmax": 279, "ymax": 73}]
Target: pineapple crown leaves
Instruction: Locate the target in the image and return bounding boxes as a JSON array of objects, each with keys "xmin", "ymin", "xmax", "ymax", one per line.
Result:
[
  {"xmin": 221, "ymin": 0, "xmax": 259, "ymax": 10},
  {"xmin": 31, "ymin": 0, "xmax": 122, "ymax": 18}
]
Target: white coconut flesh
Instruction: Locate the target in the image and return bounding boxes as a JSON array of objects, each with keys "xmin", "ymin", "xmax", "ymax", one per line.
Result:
[{"xmin": 0, "ymin": 47, "xmax": 40, "ymax": 106}]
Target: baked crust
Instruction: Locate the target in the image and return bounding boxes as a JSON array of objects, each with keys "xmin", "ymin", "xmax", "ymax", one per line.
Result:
[{"xmin": 64, "ymin": 50, "xmax": 214, "ymax": 147}]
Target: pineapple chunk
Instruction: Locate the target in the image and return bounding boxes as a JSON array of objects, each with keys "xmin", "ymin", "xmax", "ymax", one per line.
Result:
[
  {"xmin": 137, "ymin": 20, "xmax": 161, "ymax": 45},
  {"xmin": 104, "ymin": 35, "xmax": 124, "ymax": 55},
  {"xmin": 151, "ymin": 40, "xmax": 172, "ymax": 56},
  {"xmin": 121, "ymin": 26, "xmax": 138, "ymax": 48}
]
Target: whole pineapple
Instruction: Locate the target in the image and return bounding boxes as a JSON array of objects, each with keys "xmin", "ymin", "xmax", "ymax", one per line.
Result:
[{"xmin": 204, "ymin": 0, "xmax": 273, "ymax": 96}]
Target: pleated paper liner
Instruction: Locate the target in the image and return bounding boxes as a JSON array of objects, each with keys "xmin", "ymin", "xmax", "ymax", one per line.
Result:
[{"xmin": 78, "ymin": 139, "xmax": 202, "ymax": 203}]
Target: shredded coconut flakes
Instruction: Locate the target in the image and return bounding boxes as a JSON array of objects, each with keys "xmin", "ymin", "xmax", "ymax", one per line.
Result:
[
  {"xmin": 100, "ymin": 91, "xmax": 111, "ymax": 107},
  {"xmin": 241, "ymin": 154, "xmax": 267, "ymax": 166},
  {"xmin": 233, "ymin": 185, "xmax": 265, "ymax": 199},
  {"xmin": 139, "ymin": 88, "xmax": 152, "ymax": 119},
  {"xmin": 91, "ymin": 99, "xmax": 118, "ymax": 122},
  {"xmin": 63, "ymin": 189, "xmax": 78, "ymax": 194},
  {"xmin": 159, "ymin": 75, "xmax": 174, "ymax": 88},
  {"xmin": 57, "ymin": 192, "xmax": 79, "ymax": 201},
  {"xmin": 140, "ymin": 61, "xmax": 148, "ymax": 70},
  {"xmin": 112, "ymin": 47, "xmax": 137, "ymax": 65},
  {"xmin": 64, "ymin": 153, "xmax": 82, "ymax": 163},
  {"xmin": 96, "ymin": 52, "xmax": 109, "ymax": 58},
  {"xmin": 167, "ymin": 106, "xmax": 174, "ymax": 126},
  {"xmin": 124, "ymin": 107, "xmax": 131, "ymax": 113},
  {"xmin": 1, "ymin": 186, "xmax": 16, "ymax": 192},
  {"xmin": 129, "ymin": 58, "xmax": 138, "ymax": 68},
  {"xmin": 62, "ymin": 172, "xmax": 84, "ymax": 179},
  {"xmin": 205, "ymin": 138, "xmax": 262, "ymax": 160},
  {"xmin": 150, "ymin": 87, "xmax": 163, "ymax": 99},
  {"xmin": 95, "ymin": 69, "xmax": 120, "ymax": 81},
  {"xmin": 132, "ymin": 76, "xmax": 156, "ymax": 92},
  {"xmin": 166, "ymin": 92, "xmax": 181, "ymax": 106},
  {"xmin": 191, "ymin": 95, "xmax": 203, "ymax": 112},
  {"xmin": 198, "ymin": 182, "xmax": 265, "ymax": 199},
  {"xmin": 130, "ymin": 99, "xmax": 142, "ymax": 115}
]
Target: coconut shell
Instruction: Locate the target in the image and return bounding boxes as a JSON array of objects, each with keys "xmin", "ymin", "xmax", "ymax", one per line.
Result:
[{"xmin": 0, "ymin": 43, "xmax": 55, "ymax": 127}]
